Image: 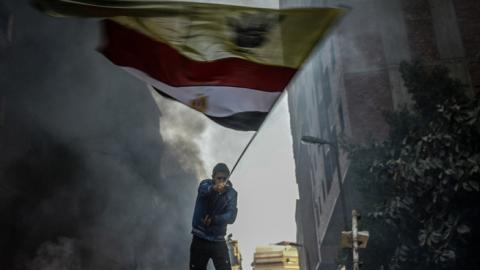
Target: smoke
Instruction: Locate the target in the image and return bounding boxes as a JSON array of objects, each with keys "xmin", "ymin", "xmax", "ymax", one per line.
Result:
[
  {"xmin": 0, "ymin": 1, "xmax": 206, "ymax": 269},
  {"xmin": 150, "ymin": 87, "xmax": 207, "ymax": 178},
  {"xmin": 27, "ymin": 238, "xmax": 80, "ymax": 270},
  {"xmin": 0, "ymin": 2, "xmax": 13, "ymax": 48}
]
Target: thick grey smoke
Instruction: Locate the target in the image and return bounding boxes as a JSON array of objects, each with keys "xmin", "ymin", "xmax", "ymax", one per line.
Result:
[
  {"xmin": 27, "ymin": 238, "xmax": 80, "ymax": 270},
  {"xmin": 0, "ymin": 1, "xmax": 205, "ymax": 269}
]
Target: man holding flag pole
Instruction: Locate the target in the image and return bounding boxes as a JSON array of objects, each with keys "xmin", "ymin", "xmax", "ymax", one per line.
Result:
[
  {"xmin": 33, "ymin": 1, "xmax": 345, "ymax": 268},
  {"xmin": 190, "ymin": 163, "xmax": 237, "ymax": 270}
]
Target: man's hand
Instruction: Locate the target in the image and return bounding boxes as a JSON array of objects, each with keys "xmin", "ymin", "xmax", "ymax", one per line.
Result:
[
  {"xmin": 202, "ymin": 214, "xmax": 213, "ymax": 226},
  {"xmin": 213, "ymin": 181, "xmax": 229, "ymax": 193}
]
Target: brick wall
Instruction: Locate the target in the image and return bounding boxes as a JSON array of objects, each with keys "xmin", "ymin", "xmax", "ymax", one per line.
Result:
[
  {"xmin": 344, "ymin": 70, "xmax": 392, "ymax": 143},
  {"xmin": 339, "ymin": 32, "xmax": 387, "ymax": 72},
  {"xmin": 338, "ymin": 10, "xmax": 393, "ymax": 143},
  {"xmin": 453, "ymin": 0, "xmax": 480, "ymax": 92},
  {"xmin": 402, "ymin": 0, "xmax": 440, "ymax": 62}
]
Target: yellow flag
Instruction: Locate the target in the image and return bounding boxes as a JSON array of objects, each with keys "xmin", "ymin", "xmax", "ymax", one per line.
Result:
[
  {"xmin": 34, "ymin": 0, "xmax": 345, "ymax": 130},
  {"xmin": 34, "ymin": 0, "xmax": 345, "ymax": 68}
]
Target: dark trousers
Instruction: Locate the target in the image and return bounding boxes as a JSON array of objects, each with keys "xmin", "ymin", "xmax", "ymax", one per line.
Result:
[{"xmin": 189, "ymin": 236, "xmax": 231, "ymax": 270}]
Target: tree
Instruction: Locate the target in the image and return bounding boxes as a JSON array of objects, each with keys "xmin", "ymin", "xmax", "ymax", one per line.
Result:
[{"xmin": 347, "ymin": 62, "xmax": 480, "ymax": 270}]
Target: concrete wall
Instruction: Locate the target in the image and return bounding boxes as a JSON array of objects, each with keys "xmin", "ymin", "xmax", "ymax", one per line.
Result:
[
  {"xmin": 286, "ymin": 0, "xmax": 479, "ymax": 269},
  {"xmin": 283, "ymin": 1, "xmax": 351, "ymax": 269}
]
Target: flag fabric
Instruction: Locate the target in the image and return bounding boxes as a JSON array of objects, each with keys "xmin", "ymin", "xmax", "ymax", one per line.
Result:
[{"xmin": 34, "ymin": 0, "xmax": 345, "ymax": 130}]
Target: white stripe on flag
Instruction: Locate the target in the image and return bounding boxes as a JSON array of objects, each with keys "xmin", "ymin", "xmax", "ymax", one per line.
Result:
[{"xmin": 122, "ymin": 67, "xmax": 281, "ymax": 117}]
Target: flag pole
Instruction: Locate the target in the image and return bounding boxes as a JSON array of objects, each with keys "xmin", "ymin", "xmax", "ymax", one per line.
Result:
[
  {"xmin": 228, "ymin": 7, "xmax": 346, "ymax": 177},
  {"xmin": 229, "ymin": 129, "xmax": 258, "ymax": 177},
  {"xmin": 229, "ymin": 91, "xmax": 288, "ymax": 178}
]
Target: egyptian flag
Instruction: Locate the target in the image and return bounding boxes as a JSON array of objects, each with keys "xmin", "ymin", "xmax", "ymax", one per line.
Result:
[{"xmin": 34, "ymin": 1, "xmax": 344, "ymax": 131}]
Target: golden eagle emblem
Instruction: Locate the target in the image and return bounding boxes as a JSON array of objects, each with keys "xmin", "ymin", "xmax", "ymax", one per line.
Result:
[
  {"xmin": 226, "ymin": 12, "xmax": 285, "ymax": 48},
  {"xmin": 190, "ymin": 95, "xmax": 208, "ymax": 113}
]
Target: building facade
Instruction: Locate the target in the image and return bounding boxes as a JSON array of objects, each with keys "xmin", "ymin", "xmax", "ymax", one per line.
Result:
[{"xmin": 285, "ymin": 0, "xmax": 479, "ymax": 269}]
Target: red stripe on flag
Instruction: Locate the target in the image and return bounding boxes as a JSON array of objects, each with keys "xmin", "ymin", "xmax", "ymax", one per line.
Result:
[{"xmin": 99, "ymin": 20, "xmax": 297, "ymax": 92}]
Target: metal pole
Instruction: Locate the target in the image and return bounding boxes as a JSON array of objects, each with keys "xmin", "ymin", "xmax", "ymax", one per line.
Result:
[
  {"xmin": 229, "ymin": 91, "xmax": 288, "ymax": 178},
  {"xmin": 229, "ymin": 130, "xmax": 258, "ymax": 177},
  {"xmin": 352, "ymin": 210, "xmax": 360, "ymax": 270}
]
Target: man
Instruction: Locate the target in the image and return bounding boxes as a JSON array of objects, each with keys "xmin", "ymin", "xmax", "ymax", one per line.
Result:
[{"xmin": 190, "ymin": 163, "xmax": 238, "ymax": 270}]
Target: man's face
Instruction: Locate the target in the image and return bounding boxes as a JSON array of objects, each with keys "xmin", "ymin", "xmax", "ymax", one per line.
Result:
[{"xmin": 213, "ymin": 172, "xmax": 228, "ymax": 186}]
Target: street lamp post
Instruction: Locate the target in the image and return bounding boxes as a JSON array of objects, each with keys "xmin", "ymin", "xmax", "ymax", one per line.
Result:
[
  {"xmin": 301, "ymin": 135, "xmax": 349, "ymax": 230},
  {"xmin": 352, "ymin": 210, "xmax": 360, "ymax": 270},
  {"xmin": 340, "ymin": 210, "xmax": 369, "ymax": 270}
]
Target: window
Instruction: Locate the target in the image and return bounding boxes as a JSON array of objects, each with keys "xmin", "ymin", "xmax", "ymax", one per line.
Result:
[
  {"xmin": 322, "ymin": 68, "xmax": 332, "ymax": 107},
  {"xmin": 319, "ymin": 97, "xmax": 330, "ymax": 143},
  {"xmin": 316, "ymin": 197, "xmax": 322, "ymax": 216},
  {"xmin": 322, "ymin": 180, "xmax": 327, "ymax": 202},
  {"xmin": 322, "ymin": 125, "xmax": 340, "ymax": 193},
  {"xmin": 330, "ymin": 125, "xmax": 338, "ymax": 175},
  {"xmin": 331, "ymin": 43, "xmax": 336, "ymax": 70},
  {"xmin": 338, "ymin": 99, "xmax": 345, "ymax": 134},
  {"xmin": 323, "ymin": 146, "xmax": 333, "ymax": 192}
]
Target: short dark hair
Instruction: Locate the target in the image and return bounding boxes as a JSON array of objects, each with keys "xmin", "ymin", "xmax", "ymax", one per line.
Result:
[{"xmin": 212, "ymin": 163, "xmax": 230, "ymax": 177}]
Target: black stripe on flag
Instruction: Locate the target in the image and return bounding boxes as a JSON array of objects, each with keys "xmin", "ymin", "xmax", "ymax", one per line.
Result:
[
  {"xmin": 152, "ymin": 87, "xmax": 266, "ymax": 131},
  {"xmin": 207, "ymin": 112, "xmax": 266, "ymax": 131}
]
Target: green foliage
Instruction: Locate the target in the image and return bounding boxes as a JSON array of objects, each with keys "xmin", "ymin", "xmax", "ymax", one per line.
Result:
[
  {"xmin": 347, "ymin": 62, "xmax": 480, "ymax": 270},
  {"xmin": 399, "ymin": 62, "xmax": 466, "ymax": 121}
]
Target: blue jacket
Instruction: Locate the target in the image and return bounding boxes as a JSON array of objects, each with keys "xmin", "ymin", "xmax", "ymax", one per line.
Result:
[{"xmin": 192, "ymin": 179, "xmax": 238, "ymax": 242}]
